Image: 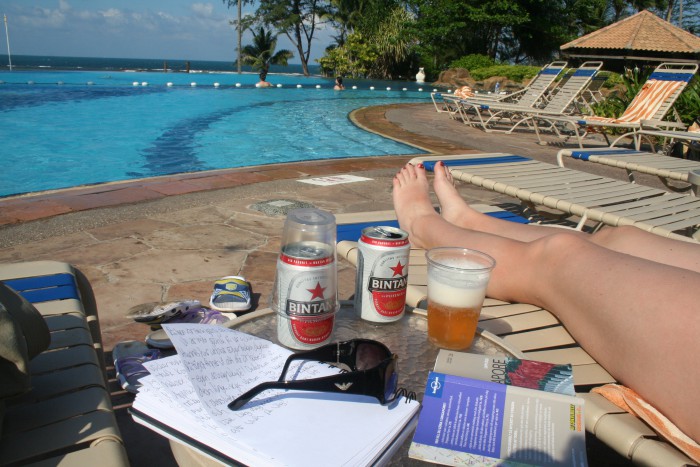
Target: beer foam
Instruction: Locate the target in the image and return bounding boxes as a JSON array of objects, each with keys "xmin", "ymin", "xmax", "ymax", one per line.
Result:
[
  {"xmin": 428, "ymin": 279, "xmax": 486, "ymax": 308},
  {"xmin": 435, "ymin": 257, "xmax": 490, "ymax": 270}
]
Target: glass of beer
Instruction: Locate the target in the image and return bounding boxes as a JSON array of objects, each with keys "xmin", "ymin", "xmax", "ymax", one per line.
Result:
[{"xmin": 425, "ymin": 247, "xmax": 495, "ymax": 350}]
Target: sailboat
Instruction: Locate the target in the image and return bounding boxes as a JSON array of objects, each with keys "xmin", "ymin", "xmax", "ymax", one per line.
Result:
[{"xmin": 4, "ymin": 14, "xmax": 12, "ymax": 71}]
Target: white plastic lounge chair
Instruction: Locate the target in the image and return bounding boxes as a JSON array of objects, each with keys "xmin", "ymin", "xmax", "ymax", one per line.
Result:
[
  {"xmin": 0, "ymin": 261, "xmax": 128, "ymax": 466},
  {"xmin": 410, "ymin": 153, "xmax": 700, "ymax": 240},
  {"xmin": 430, "ymin": 61, "xmax": 567, "ymax": 114},
  {"xmin": 557, "ymin": 147, "xmax": 700, "ymax": 195},
  {"xmin": 453, "ymin": 61, "xmax": 603, "ymax": 136},
  {"xmin": 335, "ymin": 211, "xmax": 697, "ymax": 466},
  {"xmin": 537, "ymin": 62, "xmax": 698, "ymax": 147},
  {"xmin": 612, "ymin": 123, "xmax": 700, "ymax": 154},
  {"xmin": 578, "ymin": 75, "xmax": 608, "ymax": 109}
]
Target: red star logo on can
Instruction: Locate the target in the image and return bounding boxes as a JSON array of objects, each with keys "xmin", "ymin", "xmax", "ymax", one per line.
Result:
[
  {"xmin": 390, "ymin": 261, "xmax": 405, "ymax": 277},
  {"xmin": 307, "ymin": 282, "xmax": 326, "ymax": 300}
]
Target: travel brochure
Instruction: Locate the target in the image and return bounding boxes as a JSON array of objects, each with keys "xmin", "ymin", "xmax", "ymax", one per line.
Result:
[
  {"xmin": 409, "ymin": 371, "xmax": 587, "ymax": 466},
  {"xmin": 407, "ymin": 350, "xmax": 586, "ymax": 466},
  {"xmin": 130, "ymin": 324, "xmax": 420, "ymax": 466}
]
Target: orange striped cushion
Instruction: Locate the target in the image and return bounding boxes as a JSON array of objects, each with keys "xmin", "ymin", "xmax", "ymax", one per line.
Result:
[
  {"xmin": 593, "ymin": 384, "xmax": 700, "ymax": 462},
  {"xmin": 585, "ymin": 79, "xmax": 683, "ymax": 124}
]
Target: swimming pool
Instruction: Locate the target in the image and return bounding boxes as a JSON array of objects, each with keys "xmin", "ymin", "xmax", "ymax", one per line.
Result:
[{"xmin": 0, "ymin": 71, "xmax": 431, "ymax": 198}]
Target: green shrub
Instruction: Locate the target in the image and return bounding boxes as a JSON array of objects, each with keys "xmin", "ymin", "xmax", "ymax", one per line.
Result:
[
  {"xmin": 597, "ymin": 71, "xmax": 623, "ymax": 89},
  {"xmin": 448, "ymin": 54, "xmax": 495, "ymax": 71},
  {"xmin": 469, "ymin": 65, "xmax": 542, "ymax": 83},
  {"xmin": 674, "ymin": 76, "xmax": 700, "ymax": 125},
  {"xmin": 317, "ymin": 33, "xmax": 379, "ymax": 79}
]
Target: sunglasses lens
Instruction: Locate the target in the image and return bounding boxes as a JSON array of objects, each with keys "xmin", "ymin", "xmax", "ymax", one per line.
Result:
[
  {"xmin": 355, "ymin": 342, "xmax": 390, "ymax": 371},
  {"xmin": 384, "ymin": 358, "xmax": 398, "ymax": 402}
]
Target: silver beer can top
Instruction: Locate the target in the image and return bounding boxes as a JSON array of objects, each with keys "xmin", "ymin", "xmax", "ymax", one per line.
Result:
[
  {"xmin": 281, "ymin": 241, "xmax": 334, "ymax": 266},
  {"xmin": 360, "ymin": 226, "xmax": 409, "ymax": 246}
]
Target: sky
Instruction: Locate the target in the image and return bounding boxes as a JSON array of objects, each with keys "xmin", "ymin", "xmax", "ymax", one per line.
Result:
[{"xmin": 0, "ymin": 0, "xmax": 335, "ymax": 64}]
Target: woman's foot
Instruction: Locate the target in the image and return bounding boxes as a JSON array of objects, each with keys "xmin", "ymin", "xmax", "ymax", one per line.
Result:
[
  {"xmin": 392, "ymin": 163, "xmax": 442, "ymax": 249},
  {"xmin": 432, "ymin": 161, "xmax": 484, "ymax": 229}
]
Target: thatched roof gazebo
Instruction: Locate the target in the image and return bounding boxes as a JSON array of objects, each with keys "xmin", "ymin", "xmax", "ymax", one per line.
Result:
[{"xmin": 560, "ymin": 10, "xmax": 700, "ymax": 69}]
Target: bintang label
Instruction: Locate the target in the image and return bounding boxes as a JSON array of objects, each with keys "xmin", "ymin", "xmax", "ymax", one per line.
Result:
[
  {"xmin": 369, "ymin": 275, "xmax": 408, "ymax": 292},
  {"xmin": 282, "ymin": 272, "xmax": 335, "ymax": 346},
  {"xmin": 276, "ymin": 244, "xmax": 337, "ymax": 349},
  {"xmin": 366, "ymin": 257, "xmax": 408, "ymax": 318},
  {"xmin": 357, "ymin": 226, "xmax": 410, "ymax": 323}
]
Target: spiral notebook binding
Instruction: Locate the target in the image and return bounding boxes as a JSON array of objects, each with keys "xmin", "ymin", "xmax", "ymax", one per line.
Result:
[{"xmin": 393, "ymin": 387, "xmax": 417, "ymax": 403}]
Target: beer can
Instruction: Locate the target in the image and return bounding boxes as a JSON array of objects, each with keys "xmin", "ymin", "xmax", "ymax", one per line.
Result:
[
  {"xmin": 355, "ymin": 226, "xmax": 410, "ymax": 323},
  {"xmin": 274, "ymin": 241, "xmax": 338, "ymax": 349}
]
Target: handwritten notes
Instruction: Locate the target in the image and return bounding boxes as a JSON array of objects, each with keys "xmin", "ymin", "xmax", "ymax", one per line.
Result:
[{"xmin": 132, "ymin": 324, "xmax": 421, "ymax": 466}]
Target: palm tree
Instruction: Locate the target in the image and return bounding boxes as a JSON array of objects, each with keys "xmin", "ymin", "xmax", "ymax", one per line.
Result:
[{"xmin": 239, "ymin": 26, "xmax": 294, "ymax": 74}]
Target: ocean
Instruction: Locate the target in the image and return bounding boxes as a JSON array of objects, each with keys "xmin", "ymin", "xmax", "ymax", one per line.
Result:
[{"xmin": 0, "ymin": 54, "xmax": 321, "ymax": 75}]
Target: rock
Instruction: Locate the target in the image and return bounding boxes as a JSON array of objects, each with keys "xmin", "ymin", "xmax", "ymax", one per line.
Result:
[
  {"xmin": 433, "ymin": 69, "xmax": 476, "ymax": 88},
  {"xmin": 432, "ymin": 69, "xmax": 524, "ymax": 93}
]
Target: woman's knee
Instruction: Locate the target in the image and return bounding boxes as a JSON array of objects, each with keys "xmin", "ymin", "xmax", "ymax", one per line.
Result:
[
  {"xmin": 528, "ymin": 231, "xmax": 593, "ymax": 269},
  {"xmin": 493, "ymin": 232, "xmax": 591, "ymax": 304}
]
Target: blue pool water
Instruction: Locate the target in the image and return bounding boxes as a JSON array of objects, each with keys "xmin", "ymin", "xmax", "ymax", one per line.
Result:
[{"xmin": 0, "ymin": 70, "xmax": 431, "ymax": 198}]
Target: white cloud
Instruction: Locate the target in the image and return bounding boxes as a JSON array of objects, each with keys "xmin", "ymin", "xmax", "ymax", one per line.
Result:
[
  {"xmin": 4, "ymin": 0, "xmax": 332, "ymax": 62},
  {"xmin": 100, "ymin": 8, "xmax": 127, "ymax": 26},
  {"xmin": 19, "ymin": 7, "xmax": 66, "ymax": 28},
  {"xmin": 157, "ymin": 12, "xmax": 180, "ymax": 24},
  {"xmin": 191, "ymin": 3, "xmax": 215, "ymax": 18}
]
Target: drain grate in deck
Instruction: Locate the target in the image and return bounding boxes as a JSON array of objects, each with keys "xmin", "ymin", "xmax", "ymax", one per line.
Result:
[{"xmin": 250, "ymin": 199, "xmax": 316, "ymax": 216}]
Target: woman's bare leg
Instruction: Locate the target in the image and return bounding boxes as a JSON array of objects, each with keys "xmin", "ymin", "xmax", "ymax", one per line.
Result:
[
  {"xmin": 430, "ymin": 160, "xmax": 700, "ymax": 273},
  {"xmin": 393, "ymin": 162, "xmax": 700, "ymax": 442}
]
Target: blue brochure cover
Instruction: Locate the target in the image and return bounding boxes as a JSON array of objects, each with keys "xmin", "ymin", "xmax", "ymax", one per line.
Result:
[{"xmin": 409, "ymin": 372, "xmax": 587, "ymax": 467}]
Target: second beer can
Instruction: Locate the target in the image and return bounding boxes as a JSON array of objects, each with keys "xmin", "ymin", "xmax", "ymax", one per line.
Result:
[{"xmin": 355, "ymin": 226, "xmax": 410, "ymax": 323}]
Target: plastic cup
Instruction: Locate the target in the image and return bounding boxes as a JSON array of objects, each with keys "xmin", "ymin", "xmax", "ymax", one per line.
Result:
[
  {"xmin": 279, "ymin": 208, "xmax": 337, "ymax": 248},
  {"xmin": 425, "ymin": 247, "xmax": 495, "ymax": 350}
]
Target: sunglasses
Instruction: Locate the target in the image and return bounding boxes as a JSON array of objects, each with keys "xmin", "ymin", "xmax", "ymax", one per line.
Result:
[{"xmin": 228, "ymin": 339, "xmax": 400, "ymax": 411}]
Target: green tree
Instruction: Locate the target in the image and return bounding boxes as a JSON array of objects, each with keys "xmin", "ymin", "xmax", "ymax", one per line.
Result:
[
  {"xmin": 325, "ymin": 0, "xmax": 369, "ymax": 45},
  {"xmin": 406, "ymin": 0, "xmax": 529, "ymax": 69},
  {"xmin": 222, "ymin": 0, "xmax": 257, "ymax": 73},
  {"xmin": 253, "ymin": 0, "xmax": 331, "ymax": 76},
  {"xmin": 504, "ymin": 0, "xmax": 590, "ymax": 63},
  {"xmin": 239, "ymin": 26, "xmax": 294, "ymax": 73},
  {"xmin": 370, "ymin": 7, "xmax": 416, "ymax": 79},
  {"xmin": 318, "ymin": 32, "xmax": 379, "ymax": 77}
]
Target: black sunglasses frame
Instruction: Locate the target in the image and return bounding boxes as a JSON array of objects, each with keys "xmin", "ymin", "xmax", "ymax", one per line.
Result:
[{"xmin": 228, "ymin": 339, "xmax": 398, "ymax": 411}]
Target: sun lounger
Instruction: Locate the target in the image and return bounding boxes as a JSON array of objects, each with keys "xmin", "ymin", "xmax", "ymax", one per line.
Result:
[
  {"xmin": 537, "ymin": 62, "xmax": 698, "ymax": 147},
  {"xmin": 451, "ymin": 62, "xmax": 603, "ymax": 136},
  {"xmin": 0, "ymin": 261, "xmax": 128, "ymax": 466},
  {"xmin": 612, "ymin": 124, "xmax": 700, "ymax": 154},
  {"xmin": 557, "ymin": 147, "xmax": 700, "ymax": 195},
  {"xmin": 335, "ymin": 210, "xmax": 696, "ymax": 466},
  {"xmin": 410, "ymin": 153, "xmax": 700, "ymax": 240},
  {"xmin": 577, "ymin": 75, "xmax": 607, "ymax": 110},
  {"xmin": 430, "ymin": 61, "xmax": 568, "ymax": 114}
]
